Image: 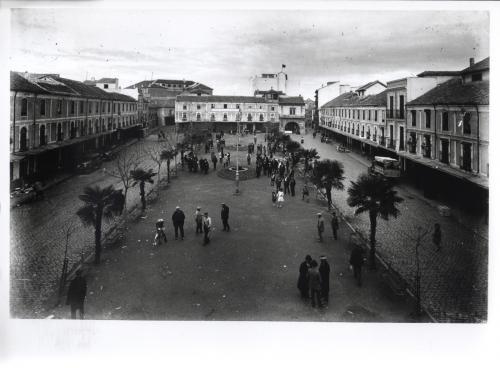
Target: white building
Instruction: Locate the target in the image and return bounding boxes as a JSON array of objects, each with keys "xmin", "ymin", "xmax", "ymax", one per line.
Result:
[{"xmin": 251, "ymin": 66, "xmax": 288, "ymax": 94}]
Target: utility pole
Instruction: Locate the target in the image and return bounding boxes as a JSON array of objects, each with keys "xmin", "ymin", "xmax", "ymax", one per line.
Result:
[{"xmin": 234, "ymin": 107, "xmax": 241, "ymax": 195}]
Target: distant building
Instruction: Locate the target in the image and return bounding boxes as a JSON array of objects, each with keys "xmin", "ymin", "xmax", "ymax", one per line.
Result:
[
  {"xmin": 251, "ymin": 66, "xmax": 288, "ymax": 94},
  {"xmin": 10, "ymin": 72, "xmax": 138, "ymax": 185},
  {"xmin": 126, "ymin": 79, "xmax": 213, "ymax": 128}
]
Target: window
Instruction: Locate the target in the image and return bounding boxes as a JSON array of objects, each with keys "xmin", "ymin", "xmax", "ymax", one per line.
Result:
[
  {"xmin": 236, "ymin": 104, "xmax": 240, "ymax": 109},
  {"xmin": 57, "ymin": 100, "xmax": 62, "ymax": 115},
  {"xmin": 196, "ymin": 113, "xmax": 201, "ymax": 121},
  {"xmin": 425, "ymin": 109, "xmax": 431, "ymax": 129},
  {"xmin": 247, "ymin": 113, "xmax": 252, "ymax": 122},
  {"xmin": 368, "ymin": 110, "xmax": 371, "ymax": 121},
  {"xmin": 21, "ymin": 98, "xmax": 28, "ymax": 116},
  {"xmin": 79, "ymin": 101, "xmax": 84, "ymax": 114},
  {"xmin": 260, "ymin": 105, "xmax": 263, "ymax": 109},
  {"xmin": 375, "ymin": 110, "xmax": 378, "ymax": 122},
  {"xmin": 362, "ymin": 110, "xmax": 365, "ymax": 120},
  {"xmin": 88, "ymin": 101, "xmax": 92, "ymax": 113},
  {"xmin": 197, "ymin": 104, "xmax": 201, "ymax": 110},
  {"xmin": 471, "ymin": 73, "xmax": 482, "ymax": 82},
  {"xmin": 357, "ymin": 110, "xmax": 360, "ymax": 119},
  {"xmin": 211, "ymin": 104, "xmax": 215, "ymax": 109},
  {"xmin": 290, "ymin": 107, "xmax": 296, "ymax": 115},
  {"xmin": 211, "ymin": 114, "xmax": 215, "ymax": 122},
  {"xmin": 442, "ymin": 111, "xmax": 449, "ymax": 131},
  {"xmin": 40, "ymin": 99, "xmax": 46, "ymax": 116},
  {"xmin": 271, "ymin": 106, "xmax": 275, "ymax": 111},
  {"xmin": 223, "ymin": 114, "xmax": 228, "ymax": 121},
  {"xmin": 183, "ymin": 105, "xmax": 187, "ymax": 110},
  {"xmin": 411, "ymin": 111, "xmax": 417, "ymax": 127},
  {"xmin": 70, "ymin": 101, "xmax": 75, "ymax": 115},
  {"xmin": 104, "ymin": 84, "xmax": 109, "ymax": 89},
  {"xmin": 224, "ymin": 104, "xmax": 228, "ymax": 109},
  {"xmin": 259, "ymin": 114, "xmax": 264, "ymax": 122},
  {"xmin": 182, "ymin": 113, "xmax": 187, "ymax": 121},
  {"xmin": 463, "ymin": 112, "xmax": 471, "ymax": 135}
]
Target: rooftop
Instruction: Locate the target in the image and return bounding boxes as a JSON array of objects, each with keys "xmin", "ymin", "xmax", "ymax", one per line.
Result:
[
  {"xmin": 10, "ymin": 72, "xmax": 136, "ymax": 101},
  {"xmin": 417, "ymin": 71, "xmax": 462, "ymax": 77},
  {"xmin": 461, "ymin": 57, "xmax": 489, "ymax": 74},
  {"xmin": 278, "ymin": 96, "xmax": 305, "ymax": 105},
  {"xmin": 176, "ymin": 95, "xmax": 266, "ymax": 103},
  {"xmin": 406, "ymin": 77, "xmax": 489, "ymax": 106},
  {"xmin": 355, "ymin": 80, "xmax": 386, "ymax": 92}
]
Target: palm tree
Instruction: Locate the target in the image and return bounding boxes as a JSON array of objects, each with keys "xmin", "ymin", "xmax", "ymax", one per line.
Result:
[
  {"xmin": 131, "ymin": 168, "xmax": 156, "ymax": 210},
  {"xmin": 300, "ymin": 148, "xmax": 319, "ymax": 175},
  {"xmin": 286, "ymin": 141, "xmax": 302, "ymax": 167},
  {"xmin": 76, "ymin": 185, "xmax": 123, "ymax": 264},
  {"xmin": 161, "ymin": 149, "xmax": 177, "ymax": 183},
  {"xmin": 347, "ymin": 174, "xmax": 404, "ymax": 269},
  {"xmin": 310, "ymin": 159, "xmax": 345, "ymax": 207}
]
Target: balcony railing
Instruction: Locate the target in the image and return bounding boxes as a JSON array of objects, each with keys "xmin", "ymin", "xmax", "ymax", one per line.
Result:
[{"xmin": 386, "ymin": 109, "xmax": 405, "ymax": 120}]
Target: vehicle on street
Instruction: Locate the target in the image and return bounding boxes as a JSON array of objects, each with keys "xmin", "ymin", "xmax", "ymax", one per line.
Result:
[
  {"xmin": 336, "ymin": 144, "xmax": 350, "ymax": 153},
  {"xmin": 368, "ymin": 156, "xmax": 401, "ymax": 178}
]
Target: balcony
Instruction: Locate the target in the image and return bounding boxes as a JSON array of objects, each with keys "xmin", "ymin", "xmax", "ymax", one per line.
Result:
[
  {"xmin": 388, "ymin": 140, "xmax": 395, "ymax": 149},
  {"xmin": 386, "ymin": 109, "xmax": 405, "ymax": 120},
  {"xmin": 439, "ymin": 152, "xmax": 450, "ymax": 165},
  {"xmin": 422, "ymin": 147, "xmax": 432, "ymax": 158},
  {"xmin": 379, "ymin": 137, "xmax": 386, "ymax": 146},
  {"xmin": 408, "ymin": 144, "xmax": 417, "ymax": 154}
]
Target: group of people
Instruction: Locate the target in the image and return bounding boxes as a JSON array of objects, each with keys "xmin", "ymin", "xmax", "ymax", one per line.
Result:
[
  {"xmin": 316, "ymin": 212, "xmax": 339, "ymax": 242},
  {"xmin": 154, "ymin": 203, "xmax": 231, "ymax": 246},
  {"xmin": 297, "ymin": 255, "xmax": 331, "ymax": 308},
  {"xmin": 182, "ymin": 151, "xmax": 210, "ymax": 174}
]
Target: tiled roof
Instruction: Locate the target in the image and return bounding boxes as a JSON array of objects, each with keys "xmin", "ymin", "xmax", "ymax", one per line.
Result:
[
  {"xmin": 10, "ymin": 72, "xmax": 47, "ymax": 94},
  {"xmin": 417, "ymin": 71, "xmax": 461, "ymax": 77},
  {"xmin": 176, "ymin": 95, "xmax": 266, "ymax": 103},
  {"xmin": 126, "ymin": 79, "xmax": 213, "ymax": 91},
  {"xmin": 254, "ymin": 89, "xmax": 285, "ymax": 95},
  {"xmin": 358, "ymin": 90, "xmax": 387, "ymax": 106},
  {"xmin": 461, "ymin": 57, "xmax": 489, "ymax": 74},
  {"xmin": 321, "ymin": 92, "xmax": 359, "ymax": 108},
  {"xmin": 96, "ymin": 78, "xmax": 118, "ymax": 84},
  {"xmin": 278, "ymin": 96, "xmax": 305, "ymax": 105},
  {"xmin": 355, "ymin": 80, "xmax": 386, "ymax": 92},
  {"xmin": 10, "ymin": 72, "xmax": 136, "ymax": 101},
  {"xmin": 406, "ymin": 77, "xmax": 489, "ymax": 106}
]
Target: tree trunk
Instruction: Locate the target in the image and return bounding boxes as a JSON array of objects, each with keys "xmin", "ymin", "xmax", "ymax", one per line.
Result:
[
  {"xmin": 167, "ymin": 160, "xmax": 171, "ymax": 182},
  {"xmin": 140, "ymin": 182, "xmax": 146, "ymax": 210},
  {"xmin": 94, "ymin": 209, "xmax": 103, "ymax": 264},
  {"xmin": 157, "ymin": 163, "xmax": 162, "ymax": 191},
  {"xmin": 123, "ymin": 187, "xmax": 129, "ymax": 215},
  {"xmin": 369, "ymin": 210, "xmax": 377, "ymax": 269}
]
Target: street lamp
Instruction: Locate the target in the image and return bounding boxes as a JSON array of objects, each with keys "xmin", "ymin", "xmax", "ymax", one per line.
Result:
[{"xmin": 235, "ymin": 108, "xmax": 241, "ymax": 195}]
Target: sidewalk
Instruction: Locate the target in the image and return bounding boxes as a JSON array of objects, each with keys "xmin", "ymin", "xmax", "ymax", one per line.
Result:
[
  {"xmin": 48, "ymin": 133, "xmax": 418, "ymax": 321},
  {"xmin": 294, "ymin": 133, "xmax": 487, "ymax": 322}
]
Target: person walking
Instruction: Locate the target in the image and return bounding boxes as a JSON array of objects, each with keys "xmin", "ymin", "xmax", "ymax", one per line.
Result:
[
  {"xmin": 317, "ymin": 213, "xmax": 325, "ymax": 242},
  {"xmin": 433, "ymin": 223, "xmax": 442, "ymax": 251},
  {"xmin": 319, "ymin": 256, "xmax": 331, "ymax": 305},
  {"xmin": 271, "ymin": 190, "xmax": 277, "ymax": 206},
  {"xmin": 219, "ymin": 151, "xmax": 223, "ymax": 165},
  {"xmin": 297, "ymin": 255, "xmax": 312, "ymax": 299},
  {"xmin": 66, "ymin": 269, "xmax": 87, "ymax": 319},
  {"xmin": 308, "ymin": 260, "xmax": 322, "ymax": 308},
  {"xmin": 330, "ymin": 212, "xmax": 339, "ymax": 240},
  {"xmin": 277, "ymin": 189, "xmax": 284, "ymax": 208},
  {"xmin": 221, "ymin": 203, "xmax": 230, "ymax": 232},
  {"xmin": 211, "ymin": 152, "xmax": 218, "ymax": 170},
  {"xmin": 302, "ymin": 184, "xmax": 309, "ymax": 201},
  {"xmin": 350, "ymin": 244, "xmax": 365, "ymax": 287},
  {"xmin": 194, "ymin": 207, "xmax": 203, "ymax": 234},
  {"xmin": 154, "ymin": 218, "xmax": 167, "ymax": 246},
  {"xmin": 172, "ymin": 206, "xmax": 185, "ymax": 240},
  {"xmin": 290, "ymin": 176, "xmax": 296, "ymax": 197},
  {"xmin": 247, "ymin": 152, "xmax": 251, "ymax": 166},
  {"xmin": 276, "ymin": 176, "xmax": 282, "ymax": 191},
  {"xmin": 284, "ymin": 175, "xmax": 290, "ymax": 195},
  {"xmin": 203, "ymin": 212, "xmax": 212, "ymax": 245}
]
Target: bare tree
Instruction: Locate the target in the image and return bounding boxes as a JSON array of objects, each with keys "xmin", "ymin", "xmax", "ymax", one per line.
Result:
[
  {"xmin": 105, "ymin": 147, "xmax": 140, "ymax": 214},
  {"xmin": 144, "ymin": 130, "xmax": 179, "ymax": 190}
]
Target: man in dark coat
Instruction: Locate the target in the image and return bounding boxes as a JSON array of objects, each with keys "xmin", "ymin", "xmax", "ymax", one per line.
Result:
[
  {"xmin": 331, "ymin": 212, "xmax": 339, "ymax": 240},
  {"xmin": 172, "ymin": 206, "xmax": 186, "ymax": 240},
  {"xmin": 319, "ymin": 256, "xmax": 331, "ymax": 305},
  {"xmin": 211, "ymin": 152, "xmax": 218, "ymax": 170},
  {"xmin": 350, "ymin": 244, "xmax": 365, "ymax": 287},
  {"xmin": 290, "ymin": 177, "xmax": 296, "ymax": 196},
  {"xmin": 284, "ymin": 175, "xmax": 290, "ymax": 195},
  {"xmin": 221, "ymin": 203, "xmax": 230, "ymax": 231},
  {"xmin": 308, "ymin": 260, "xmax": 322, "ymax": 308},
  {"xmin": 297, "ymin": 255, "xmax": 312, "ymax": 299},
  {"xmin": 66, "ymin": 269, "xmax": 87, "ymax": 319}
]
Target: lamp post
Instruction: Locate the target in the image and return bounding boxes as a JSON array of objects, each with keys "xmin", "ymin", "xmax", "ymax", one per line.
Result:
[{"xmin": 234, "ymin": 108, "xmax": 241, "ymax": 195}]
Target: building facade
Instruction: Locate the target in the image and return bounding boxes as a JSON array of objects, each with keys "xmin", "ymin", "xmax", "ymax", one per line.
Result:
[
  {"xmin": 10, "ymin": 72, "xmax": 139, "ymax": 185},
  {"xmin": 126, "ymin": 79, "xmax": 213, "ymax": 128},
  {"xmin": 403, "ymin": 57, "xmax": 489, "ymax": 206},
  {"xmin": 251, "ymin": 67, "xmax": 287, "ymax": 94}
]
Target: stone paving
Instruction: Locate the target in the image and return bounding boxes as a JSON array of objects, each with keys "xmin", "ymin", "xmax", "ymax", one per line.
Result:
[
  {"xmin": 10, "ymin": 132, "xmax": 177, "ymax": 318},
  {"xmin": 46, "ymin": 133, "xmax": 417, "ymax": 321},
  {"xmin": 296, "ymin": 132, "xmax": 488, "ymax": 322}
]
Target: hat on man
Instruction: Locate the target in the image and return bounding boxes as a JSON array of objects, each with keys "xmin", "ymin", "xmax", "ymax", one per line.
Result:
[
  {"xmin": 317, "ymin": 212, "xmax": 322, "ymax": 216},
  {"xmin": 176, "ymin": 206, "xmax": 180, "ymax": 209},
  {"xmin": 320, "ymin": 255, "xmax": 327, "ymax": 260},
  {"xmin": 197, "ymin": 206, "xmax": 201, "ymax": 210},
  {"xmin": 204, "ymin": 212, "xmax": 208, "ymax": 215}
]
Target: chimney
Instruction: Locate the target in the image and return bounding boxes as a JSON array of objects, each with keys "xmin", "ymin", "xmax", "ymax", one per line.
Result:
[{"xmin": 469, "ymin": 58, "xmax": 475, "ymax": 67}]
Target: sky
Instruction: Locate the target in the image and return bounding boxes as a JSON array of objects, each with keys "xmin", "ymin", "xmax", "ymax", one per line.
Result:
[{"xmin": 9, "ymin": 8, "xmax": 489, "ymax": 100}]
